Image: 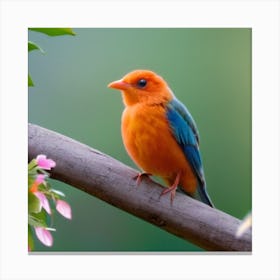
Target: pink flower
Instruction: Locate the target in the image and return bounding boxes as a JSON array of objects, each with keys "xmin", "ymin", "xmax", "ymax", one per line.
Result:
[
  {"xmin": 56, "ymin": 199, "xmax": 72, "ymax": 220},
  {"xmin": 34, "ymin": 191, "xmax": 51, "ymax": 214},
  {"xmin": 36, "ymin": 154, "xmax": 56, "ymax": 170},
  {"xmin": 29, "ymin": 174, "xmax": 47, "ymax": 193},
  {"xmin": 35, "ymin": 227, "xmax": 53, "ymax": 247},
  {"xmin": 36, "ymin": 174, "xmax": 46, "ymax": 184}
]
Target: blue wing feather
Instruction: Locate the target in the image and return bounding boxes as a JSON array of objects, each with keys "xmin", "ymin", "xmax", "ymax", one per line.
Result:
[
  {"xmin": 166, "ymin": 98, "xmax": 214, "ymax": 207},
  {"xmin": 167, "ymin": 97, "xmax": 200, "ymax": 145}
]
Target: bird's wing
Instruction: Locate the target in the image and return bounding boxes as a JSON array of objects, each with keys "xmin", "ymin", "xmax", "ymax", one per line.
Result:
[
  {"xmin": 167, "ymin": 97, "xmax": 200, "ymax": 145},
  {"xmin": 166, "ymin": 98, "xmax": 214, "ymax": 207}
]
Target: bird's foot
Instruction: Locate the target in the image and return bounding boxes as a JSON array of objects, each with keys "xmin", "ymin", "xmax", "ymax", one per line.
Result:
[
  {"xmin": 160, "ymin": 185, "xmax": 177, "ymax": 205},
  {"xmin": 133, "ymin": 172, "xmax": 152, "ymax": 186},
  {"xmin": 159, "ymin": 172, "xmax": 181, "ymax": 205}
]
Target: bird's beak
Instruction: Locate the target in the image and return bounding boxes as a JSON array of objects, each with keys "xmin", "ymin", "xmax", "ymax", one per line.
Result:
[{"xmin": 107, "ymin": 79, "xmax": 130, "ymax": 90}]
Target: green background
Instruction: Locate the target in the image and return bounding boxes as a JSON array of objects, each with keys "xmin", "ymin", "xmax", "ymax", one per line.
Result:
[{"xmin": 28, "ymin": 28, "xmax": 251, "ymax": 252}]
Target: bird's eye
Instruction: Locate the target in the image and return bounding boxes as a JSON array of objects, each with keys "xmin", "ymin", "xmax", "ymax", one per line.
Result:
[{"xmin": 137, "ymin": 79, "xmax": 147, "ymax": 88}]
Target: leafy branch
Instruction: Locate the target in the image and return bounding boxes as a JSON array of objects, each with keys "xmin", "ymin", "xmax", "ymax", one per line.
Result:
[
  {"xmin": 28, "ymin": 28, "xmax": 76, "ymax": 250},
  {"xmin": 28, "ymin": 155, "xmax": 72, "ymax": 250},
  {"xmin": 28, "ymin": 28, "xmax": 76, "ymax": 86}
]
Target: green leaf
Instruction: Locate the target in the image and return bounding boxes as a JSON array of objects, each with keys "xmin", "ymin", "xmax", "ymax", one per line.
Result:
[
  {"xmin": 29, "ymin": 28, "xmax": 76, "ymax": 37},
  {"xmin": 28, "ymin": 225, "xmax": 35, "ymax": 251},
  {"xmin": 28, "ymin": 212, "xmax": 47, "ymax": 228},
  {"xmin": 50, "ymin": 188, "xmax": 65, "ymax": 197},
  {"xmin": 28, "ymin": 159, "xmax": 37, "ymax": 170},
  {"xmin": 28, "ymin": 176, "xmax": 35, "ymax": 187},
  {"xmin": 36, "ymin": 168, "xmax": 50, "ymax": 176},
  {"xmin": 28, "ymin": 74, "xmax": 34, "ymax": 87},
  {"xmin": 28, "ymin": 192, "xmax": 41, "ymax": 213},
  {"xmin": 28, "ymin": 41, "xmax": 44, "ymax": 53},
  {"xmin": 28, "ymin": 169, "xmax": 38, "ymax": 180}
]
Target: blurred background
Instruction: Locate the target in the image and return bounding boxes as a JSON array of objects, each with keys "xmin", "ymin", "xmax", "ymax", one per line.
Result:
[{"xmin": 28, "ymin": 28, "xmax": 251, "ymax": 252}]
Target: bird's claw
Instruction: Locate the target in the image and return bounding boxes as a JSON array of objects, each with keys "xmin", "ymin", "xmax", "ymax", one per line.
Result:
[
  {"xmin": 159, "ymin": 171, "xmax": 181, "ymax": 205},
  {"xmin": 159, "ymin": 186, "xmax": 177, "ymax": 205},
  {"xmin": 133, "ymin": 172, "xmax": 152, "ymax": 186}
]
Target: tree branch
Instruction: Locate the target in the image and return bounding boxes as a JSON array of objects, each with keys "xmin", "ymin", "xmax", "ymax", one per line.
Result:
[{"xmin": 28, "ymin": 123, "xmax": 251, "ymax": 251}]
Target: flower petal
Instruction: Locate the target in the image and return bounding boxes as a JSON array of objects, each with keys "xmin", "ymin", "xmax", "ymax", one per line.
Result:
[
  {"xmin": 29, "ymin": 181, "xmax": 39, "ymax": 193},
  {"xmin": 36, "ymin": 174, "xmax": 46, "ymax": 184},
  {"xmin": 35, "ymin": 227, "xmax": 53, "ymax": 247},
  {"xmin": 56, "ymin": 199, "xmax": 72, "ymax": 220},
  {"xmin": 36, "ymin": 154, "xmax": 56, "ymax": 170},
  {"xmin": 34, "ymin": 192, "xmax": 51, "ymax": 215}
]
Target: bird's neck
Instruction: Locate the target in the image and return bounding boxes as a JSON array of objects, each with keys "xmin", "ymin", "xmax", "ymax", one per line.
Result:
[
  {"xmin": 121, "ymin": 92, "xmax": 140, "ymax": 107},
  {"xmin": 122, "ymin": 88, "xmax": 173, "ymax": 107}
]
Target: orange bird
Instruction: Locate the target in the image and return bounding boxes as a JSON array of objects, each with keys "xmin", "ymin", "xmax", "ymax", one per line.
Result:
[{"xmin": 108, "ymin": 70, "xmax": 214, "ymax": 207}]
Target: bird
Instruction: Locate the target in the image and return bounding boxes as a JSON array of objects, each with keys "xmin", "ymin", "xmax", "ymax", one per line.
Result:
[{"xmin": 108, "ymin": 69, "xmax": 214, "ymax": 207}]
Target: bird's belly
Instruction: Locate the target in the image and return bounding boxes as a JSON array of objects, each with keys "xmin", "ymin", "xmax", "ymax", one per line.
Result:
[{"xmin": 121, "ymin": 106, "xmax": 197, "ymax": 191}]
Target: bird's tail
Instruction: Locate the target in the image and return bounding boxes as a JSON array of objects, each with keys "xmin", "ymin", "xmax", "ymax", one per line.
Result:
[{"xmin": 198, "ymin": 183, "xmax": 214, "ymax": 208}]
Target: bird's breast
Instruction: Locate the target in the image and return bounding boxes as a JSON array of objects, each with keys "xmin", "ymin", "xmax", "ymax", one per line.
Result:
[{"xmin": 121, "ymin": 104, "xmax": 194, "ymax": 180}]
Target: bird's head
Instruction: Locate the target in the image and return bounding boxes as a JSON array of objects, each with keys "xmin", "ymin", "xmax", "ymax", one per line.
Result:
[{"xmin": 108, "ymin": 70, "xmax": 174, "ymax": 106}]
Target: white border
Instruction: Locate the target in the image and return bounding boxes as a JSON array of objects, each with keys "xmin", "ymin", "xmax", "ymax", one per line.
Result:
[{"xmin": 1, "ymin": 0, "xmax": 279, "ymax": 279}]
